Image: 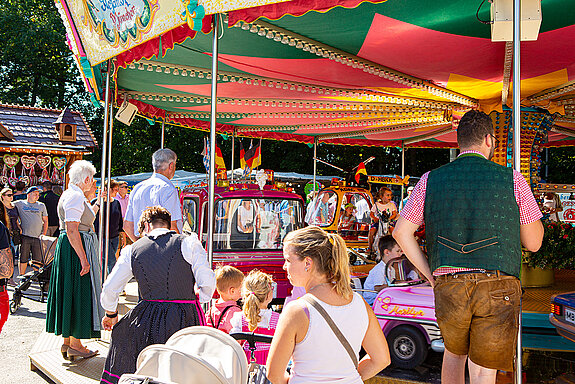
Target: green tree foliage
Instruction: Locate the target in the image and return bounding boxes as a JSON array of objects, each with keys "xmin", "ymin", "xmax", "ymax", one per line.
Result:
[
  {"xmin": 542, "ymin": 147, "xmax": 575, "ymax": 183},
  {"xmin": 0, "ymin": 0, "xmax": 85, "ymax": 108}
]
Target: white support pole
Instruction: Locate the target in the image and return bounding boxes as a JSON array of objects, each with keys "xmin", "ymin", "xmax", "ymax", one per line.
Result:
[
  {"xmin": 160, "ymin": 121, "xmax": 165, "ymax": 149},
  {"xmin": 98, "ymin": 63, "xmax": 111, "ymax": 284},
  {"xmin": 313, "ymin": 137, "xmax": 318, "ymax": 193},
  {"xmin": 231, "ymin": 128, "xmax": 235, "ymax": 182},
  {"xmin": 103, "ymin": 98, "xmax": 114, "ymax": 280},
  {"xmin": 207, "ymin": 14, "xmax": 220, "ymax": 268},
  {"xmin": 513, "ymin": 0, "xmax": 522, "ymax": 383}
]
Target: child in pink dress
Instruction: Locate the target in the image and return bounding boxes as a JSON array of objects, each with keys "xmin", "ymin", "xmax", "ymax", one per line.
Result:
[
  {"xmin": 230, "ymin": 270, "xmax": 280, "ymax": 365},
  {"xmin": 205, "ymin": 266, "xmax": 244, "ymax": 333}
]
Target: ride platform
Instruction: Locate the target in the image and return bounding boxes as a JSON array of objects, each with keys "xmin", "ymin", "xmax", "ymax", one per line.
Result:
[
  {"xmin": 27, "ymin": 272, "xmax": 575, "ymax": 384},
  {"xmin": 522, "ymin": 269, "xmax": 575, "ymax": 352},
  {"xmin": 28, "ymin": 282, "xmax": 138, "ymax": 384}
]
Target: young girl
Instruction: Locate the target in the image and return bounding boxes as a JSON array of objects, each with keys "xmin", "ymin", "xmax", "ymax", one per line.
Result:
[
  {"xmin": 338, "ymin": 203, "xmax": 356, "ymax": 231},
  {"xmin": 230, "ymin": 270, "xmax": 280, "ymax": 365}
]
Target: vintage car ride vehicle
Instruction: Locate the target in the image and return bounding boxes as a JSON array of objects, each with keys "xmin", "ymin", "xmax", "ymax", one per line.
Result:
[
  {"xmin": 305, "ymin": 175, "xmax": 410, "ymax": 273},
  {"xmin": 550, "ymin": 291, "xmax": 575, "ymax": 343},
  {"xmin": 180, "ymin": 176, "xmax": 305, "ymax": 302},
  {"xmin": 352, "ymin": 257, "xmax": 444, "ymax": 369}
]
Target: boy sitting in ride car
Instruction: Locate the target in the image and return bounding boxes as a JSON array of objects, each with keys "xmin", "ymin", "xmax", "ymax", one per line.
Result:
[
  {"xmin": 363, "ymin": 235, "xmax": 418, "ymax": 305},
  {"xmin": 205, "ymin": 266, "xmax": 244, "ymax": 333}
]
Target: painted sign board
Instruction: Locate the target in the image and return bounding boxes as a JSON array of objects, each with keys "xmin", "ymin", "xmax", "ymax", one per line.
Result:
[{"xmin": 58, "ymin": 0, "xmax": 291, "ymax": 65}]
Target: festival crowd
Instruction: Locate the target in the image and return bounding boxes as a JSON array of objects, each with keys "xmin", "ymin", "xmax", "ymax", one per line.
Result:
[{"xmin": 0, "ymin": 110, "xmax": 546, "ymax": 384}]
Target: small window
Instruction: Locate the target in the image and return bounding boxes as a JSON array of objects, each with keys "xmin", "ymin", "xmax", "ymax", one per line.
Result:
[
  {"xmin": 58, "ymin": 123, "xmax": 76, "ymax": 142},
  {"xmin": 307, "ymin": 191, "xmax": 338, "ymax": 227},
  {"xmin": 182, "ymin": 197, "xmax": 198, "ymax": 234}
]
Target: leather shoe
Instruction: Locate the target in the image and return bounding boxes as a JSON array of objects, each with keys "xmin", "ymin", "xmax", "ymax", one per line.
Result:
[
  {"xmin": 60, "ymin": 344, "xmax": 69, "ymax": 360},
  {"xmin": 67, "ymin": 347, "xmax": 98, "ymax": 361}
]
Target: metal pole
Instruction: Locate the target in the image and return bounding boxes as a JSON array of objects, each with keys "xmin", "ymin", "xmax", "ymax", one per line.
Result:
[
  {"xmin": 513, "ymin": 0, "xmax": 522, "ymax": 382},
  {"xmin": 207, "ymin": 14, "xmax": 220, "ymax": 268},
  {"xmin": 231, "ymin": 128, "xmax": 235, "ymax": 182},
  {"xmin": 545, "ymin": 148, "xmax": 549, "ymax": 182},
  {"xmin": 160, "ymin": 121, "xmax": 165, "ymax": 149},
  {"xmin": 103, "ymin": 98, "xmax": 114, "ymax": 280},
  {"xmin": 98, "ymin": 63, "xmax": 111, "ymax": 284},
  {"xmin": 313, "ymin": 137, "xmax": 318, "ymax": 193},
  {"xmin": 400, "ymin": 142, "xmax": 405, "ymax": 209}
]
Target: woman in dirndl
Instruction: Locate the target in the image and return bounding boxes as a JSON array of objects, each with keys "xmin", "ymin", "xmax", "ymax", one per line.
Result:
[
  {"xmin": 46, "ymin": 160, "xmax": 105, "ymax": 361},
  {"xmin": 100, "ymin": 206, "xmax": 216, "ymax": 384}
]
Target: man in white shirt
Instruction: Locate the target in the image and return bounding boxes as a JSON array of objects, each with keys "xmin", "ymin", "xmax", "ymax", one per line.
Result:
[{"xmin": 124, "ymin": 148, "xmax": 182, "ymax": 242}]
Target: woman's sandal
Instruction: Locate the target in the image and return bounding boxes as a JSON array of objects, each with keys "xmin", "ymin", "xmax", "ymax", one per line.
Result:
[
  {"xmin": 61, "ymin": 345, "xmax": 69, "ymax": 360},
  {"xmin": 67, "ymin": 347, "xmax": 98, "ymax": 361}
]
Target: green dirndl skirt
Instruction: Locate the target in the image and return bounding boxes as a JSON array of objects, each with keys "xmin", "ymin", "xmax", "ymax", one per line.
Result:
[{"xmin": 46, "ymin": 232, "xmax": 101, "ymax": 339}]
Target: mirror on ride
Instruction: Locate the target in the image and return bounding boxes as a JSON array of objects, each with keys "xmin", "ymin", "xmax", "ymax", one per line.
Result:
[
  {"xmin": 306, "ymin": 190, "xmax": 338, "ymax": 226},
  {"xmin": 384, "ymin": 256, "xmax": 424, "ymax": 287}
]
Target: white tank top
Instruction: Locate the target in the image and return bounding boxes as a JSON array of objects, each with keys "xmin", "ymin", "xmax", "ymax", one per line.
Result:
[{"xmin": 289, "ymin": 292, "xmax": 368, "ymax": 384}]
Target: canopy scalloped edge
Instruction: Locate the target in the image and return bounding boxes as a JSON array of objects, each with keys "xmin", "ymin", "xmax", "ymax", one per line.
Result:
[{"xmin": 127, "ymin": 98, "xmax": 457, "ymax": 148}]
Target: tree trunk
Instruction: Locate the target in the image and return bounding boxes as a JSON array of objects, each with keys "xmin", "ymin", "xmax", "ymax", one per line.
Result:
[{"xmin": 30, "ymin": 74, "xmax": 40, "ymax": 106}]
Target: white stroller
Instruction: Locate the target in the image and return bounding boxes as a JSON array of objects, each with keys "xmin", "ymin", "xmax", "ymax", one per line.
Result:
[{"xmin": 118, "ymin": 326, "xmax": 249, "ymax": 384}]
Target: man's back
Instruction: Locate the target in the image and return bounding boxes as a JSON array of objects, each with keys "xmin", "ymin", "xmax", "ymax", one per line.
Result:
[
  {"xmin": 39, "ymin": 191, "xmax": 60, "ymax": 227},
  {"xmin": 13, "ymin": 192, "xmax": 26, "ymax": 201},
  {"xmin": 125, "ymin": 174, "xmax": 181, "ymax": 236}
]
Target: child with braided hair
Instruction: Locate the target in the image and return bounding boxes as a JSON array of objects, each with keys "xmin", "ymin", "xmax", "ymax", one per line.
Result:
[{"xmin": 230, "ymin": 270, "xmax": 280, "ymax": 365}]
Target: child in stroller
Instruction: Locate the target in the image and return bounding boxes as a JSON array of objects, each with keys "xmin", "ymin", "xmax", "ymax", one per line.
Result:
[{"xmin": 10, "ymin": 235, "xmax": 57, "ymax": 313}]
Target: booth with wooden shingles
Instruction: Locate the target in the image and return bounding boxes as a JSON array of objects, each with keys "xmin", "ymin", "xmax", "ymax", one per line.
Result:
[{"xmin": 0, "ymin": 104, "xmax": 97, "ymax": 187}]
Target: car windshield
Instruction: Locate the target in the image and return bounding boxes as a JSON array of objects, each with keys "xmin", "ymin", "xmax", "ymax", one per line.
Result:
[{"xmin": 213, "ymin": 198, "xmax": 304, "ymax": 250}]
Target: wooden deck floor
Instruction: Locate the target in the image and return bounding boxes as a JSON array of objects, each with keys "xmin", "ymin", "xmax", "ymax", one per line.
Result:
[{"xmin": 29, "ymin": 271, "xmax": 575, "ymax": 384}]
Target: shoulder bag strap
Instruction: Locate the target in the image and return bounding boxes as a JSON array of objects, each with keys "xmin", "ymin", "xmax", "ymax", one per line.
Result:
[{"xmin": 302, "ymin": 294, "xmax": 358, "ymax": 369}]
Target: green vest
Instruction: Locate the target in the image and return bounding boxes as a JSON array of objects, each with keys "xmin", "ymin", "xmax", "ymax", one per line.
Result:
[{"xmin": 424, "ymin": 154, "xmax": 522, "ymax": 277}]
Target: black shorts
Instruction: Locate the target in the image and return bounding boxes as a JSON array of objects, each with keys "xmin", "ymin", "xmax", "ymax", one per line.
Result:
[{"xmin": 19, "ymin": 235, "xmax": 42, "ymax": 264}]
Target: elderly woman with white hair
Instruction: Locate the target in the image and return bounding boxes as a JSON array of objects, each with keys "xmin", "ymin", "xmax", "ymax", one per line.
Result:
[{"xmin": 46, "ymin": 160, "xmax": 105, "ymax": 361}]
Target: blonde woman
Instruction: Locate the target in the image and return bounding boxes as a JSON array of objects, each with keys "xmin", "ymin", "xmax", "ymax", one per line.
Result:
[
  {"xmin": 230, "ymin": 270, "xmax": 279, "ymax": 364},
  {"xmin": 267, "ymin": 226, "xmax": 390, "ymax": 384}
]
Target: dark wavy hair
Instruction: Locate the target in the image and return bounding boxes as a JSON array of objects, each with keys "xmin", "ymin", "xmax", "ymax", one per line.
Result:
[{"xmin": 137, "ymin": 206, "xmax": 171, "ymax": 234}]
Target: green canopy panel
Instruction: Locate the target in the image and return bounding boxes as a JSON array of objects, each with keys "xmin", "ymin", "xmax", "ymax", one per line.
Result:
[{"xmin": 58, "ymin": 0, "xmax": 575, "ymax": 147}]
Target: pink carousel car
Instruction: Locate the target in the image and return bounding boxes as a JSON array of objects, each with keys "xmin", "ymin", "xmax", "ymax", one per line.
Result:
[{"xmin": 352, "ymin": 257, "xmax": 444, "ymax": 369}]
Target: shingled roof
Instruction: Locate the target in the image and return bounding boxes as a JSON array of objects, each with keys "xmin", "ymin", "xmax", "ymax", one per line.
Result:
[{"xmin": 0, "ymin": 104, "xmax": 97, "ymax": 150}]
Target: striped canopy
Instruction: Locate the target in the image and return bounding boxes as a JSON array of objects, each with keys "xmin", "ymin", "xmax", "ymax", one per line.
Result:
[{"xmin": 65, "ymin": 0, "xmax": 575, "ymax": 147}]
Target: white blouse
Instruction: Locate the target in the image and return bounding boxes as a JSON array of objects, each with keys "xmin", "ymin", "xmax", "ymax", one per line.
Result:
[
  {"xmin": 59, "ymin": 184, "xmax": 94, "ymax": 222},
  {"xmin": 100, "ymin": 228, "xmax": 216, "ymax": 311},
  {"xmin": 230, "ymin": 308, "xmax": 273, "ymax": 334}
]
